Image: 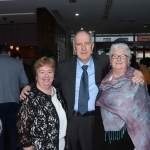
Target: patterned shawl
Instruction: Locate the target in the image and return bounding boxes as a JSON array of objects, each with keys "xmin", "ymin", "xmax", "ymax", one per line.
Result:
[{"xmin": 96, "ymin": 67, "xmax": 150, "ymax": 150}]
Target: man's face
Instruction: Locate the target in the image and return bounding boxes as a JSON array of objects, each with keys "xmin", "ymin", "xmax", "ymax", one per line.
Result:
[{"xmin": 74, "ymin": 32, "xmax": 94, "ymax": 64}]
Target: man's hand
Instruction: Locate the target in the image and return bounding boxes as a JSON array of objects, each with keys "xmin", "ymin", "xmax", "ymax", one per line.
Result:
[
  {"xmin": 132, "ymin": 70, "xmax": 144, "ymax": 84},
  {"xmin": 20, "ymin": 85, "xmax": 31, "ymax": 100}
]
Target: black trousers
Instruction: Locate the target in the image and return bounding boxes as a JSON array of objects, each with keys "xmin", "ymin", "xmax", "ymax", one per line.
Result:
[
  {"xmin": 93, "ymin": 106, "xmax": 134, "ymax": 150},
  {"xmin": 147, "ymin": 84, "xmax": 150, "ymax": 95},
  {"xmin": 67, "ymin": 114, "xmax": 95, "ymax": 150},
  {"xmin": 0, "ymin": 102, "xmax": 19, "ymax": 150},
  {"xmin": 104, "ymin": 130, "xmax": 134, "ymax": 150}
]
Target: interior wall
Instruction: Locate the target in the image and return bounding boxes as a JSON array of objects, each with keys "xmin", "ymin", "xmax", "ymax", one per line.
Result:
[{"xmin": 0, "ymin": 23, "xmax": 36, "ymax": 47}]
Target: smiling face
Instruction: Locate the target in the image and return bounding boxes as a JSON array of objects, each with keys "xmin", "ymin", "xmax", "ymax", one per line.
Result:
[
  {"xmin": 74, "ymin": 31, "xmax": 94, "ymax": 64},
  {"xmin": 110, "ymin": 48, "xmax": 130, "ymax": 72},
  {"xmin": 36, "ymin": 65, "xmax": 54, "ymax": 89}
]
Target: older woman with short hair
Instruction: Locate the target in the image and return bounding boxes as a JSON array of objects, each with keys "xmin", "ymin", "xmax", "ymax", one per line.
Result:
[
  {"xmin": 17, "ymin": 57, "xmax": 67, "ymax": 150},
  {"xmin": 96, "ymin": 43, "xmax": 150, "ymax": 150}
]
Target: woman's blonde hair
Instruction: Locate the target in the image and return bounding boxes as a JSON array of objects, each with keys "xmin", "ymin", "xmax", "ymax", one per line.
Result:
[{"xmin": 33, "ymin": 57, "xmax": 56, "ymax": 77}]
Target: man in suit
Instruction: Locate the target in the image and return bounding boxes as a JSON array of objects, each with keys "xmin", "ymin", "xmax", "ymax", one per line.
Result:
[
  {"xmin": 20, "ymin": 31, "xmax": 143, "ymax": 150},
  {"xmin": 0, "ymin": 44, "xmax": 28, "ymax": 150},
  {"xmin": 53, "ymin": 31, "xmax": 110, "ymax": 150}
]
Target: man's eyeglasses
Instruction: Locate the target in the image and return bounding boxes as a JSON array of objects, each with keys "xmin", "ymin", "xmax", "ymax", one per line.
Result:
[{"xmin": 111, "ymin": 54, "xmax": 128, "ymax": 59}]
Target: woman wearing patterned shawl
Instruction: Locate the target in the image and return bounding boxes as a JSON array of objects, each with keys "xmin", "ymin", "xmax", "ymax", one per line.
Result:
[{"xmin": 96, "ymin": 43, "xmax": 150, "ymax": 150}]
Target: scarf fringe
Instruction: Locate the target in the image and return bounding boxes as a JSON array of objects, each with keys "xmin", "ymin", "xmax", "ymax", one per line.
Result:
[{"xmin": 105, "ymin": 125, "xmax": 127, "ymax": 143}]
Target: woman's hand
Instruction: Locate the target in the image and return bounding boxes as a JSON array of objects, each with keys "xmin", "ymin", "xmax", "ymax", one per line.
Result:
[
  {"xmin": 23, "ymin": 146, "xmax": 33, "ymax": 150},
  {"xmin": 20, "ymin": 85, "xmax": 31, "ymax": 100},
  {"xmin": 132, "ymin": 70, "xmax": 144, "ymax": 84}
]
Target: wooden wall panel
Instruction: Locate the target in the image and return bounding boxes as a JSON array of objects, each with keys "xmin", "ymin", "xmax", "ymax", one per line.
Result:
[{"xmin": 37, "ymin": 8, "xmax": 56, "ymax": 52}]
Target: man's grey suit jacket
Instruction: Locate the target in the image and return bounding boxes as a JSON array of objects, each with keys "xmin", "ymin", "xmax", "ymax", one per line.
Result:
[{"xmin": 53, "ymin": 54, "xmax": 110, "ymax": 120}]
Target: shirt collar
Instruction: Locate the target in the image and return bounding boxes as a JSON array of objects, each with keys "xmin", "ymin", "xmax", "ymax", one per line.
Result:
[{"xmin": 77, "ymin": 56, "xmax": 93, "ymax": 68}]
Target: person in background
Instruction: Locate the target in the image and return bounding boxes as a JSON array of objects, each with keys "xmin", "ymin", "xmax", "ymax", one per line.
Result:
[
  {"xmin": 130, "ymin": 54, "xmax": 139, "ymax": 69},
  {"xmin": 17, "ymin": 57, "xmax": 67, "ymax": 150},
  {"xmin": 12, "ymin": 52, "xmax": 35, "ymax": 83},
  {"xmin": 0, "ymin": 44, "xmax": 28, "ymax": 150},
  {"xmin": 7, "ymin": 49, "xmax": 11, "ymax": 56},
  {"xmin": 19, "ymin": 31, "xmax": 144, "ymax": 150},
  {"xmin": 96, "ymin": 43, "xmax": 150, "ymax": 150},
  {"xmin": 139, "ymin": 58, "xmax": 150, "ymax": 94}
]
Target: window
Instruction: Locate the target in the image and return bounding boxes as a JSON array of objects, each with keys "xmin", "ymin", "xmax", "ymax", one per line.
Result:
[
  {"xmin": 103, "ymin": 38, "xmax": 111, "ymax": 42},
  {"xmin": 122, "ymin": 38, "xmax": 128, "ymax": 41},
  {"xmin": 142, "ymin": 38, "xmax": 149, "ymax": 41}
]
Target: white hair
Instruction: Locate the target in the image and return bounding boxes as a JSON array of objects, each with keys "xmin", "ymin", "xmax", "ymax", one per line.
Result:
[{"xmin": 109, "ymin": 43, "xmax": 132, "ymax": 60}]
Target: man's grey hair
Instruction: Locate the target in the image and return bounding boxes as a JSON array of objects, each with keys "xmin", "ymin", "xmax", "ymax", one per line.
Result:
[{"xmin": 73, "ymin": 31, "xmax": 94, "ymax": 48}]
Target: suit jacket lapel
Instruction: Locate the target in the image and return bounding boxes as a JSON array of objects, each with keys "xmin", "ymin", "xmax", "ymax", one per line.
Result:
[
  {"xmin": 93, "ymin": 55, "xmax": 103, "ymax": 86},
  {"xmin": 68, "ymin": 57, "xmax": 77, "ymax": 106}
]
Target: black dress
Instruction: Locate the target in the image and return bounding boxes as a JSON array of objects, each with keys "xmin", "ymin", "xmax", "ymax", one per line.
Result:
[
  {"xmin": 93, "ymin": 106, "xmax": 134, "ymax": 150},
  {"xmin": 104, "ymin": 129, "xmax": 134, "ymax": 150}
]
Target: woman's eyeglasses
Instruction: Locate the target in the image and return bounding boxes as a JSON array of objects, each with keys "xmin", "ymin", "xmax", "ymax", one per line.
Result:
[{"xmin": 111, "ymin": 54, "xmax": 128, "ymax": 59}]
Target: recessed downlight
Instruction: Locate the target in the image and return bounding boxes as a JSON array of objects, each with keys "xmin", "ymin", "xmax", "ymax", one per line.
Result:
[
  {"xmin": 75, "ymin": 13, "xmax": 79, "ymax": 16},
  {"xmin": 0, "ymin": 12, "xmax": 35, "ymax": 16},
  {"xmin": 143, "ymin": 23, "xmax": 150, "ymax": 27}
]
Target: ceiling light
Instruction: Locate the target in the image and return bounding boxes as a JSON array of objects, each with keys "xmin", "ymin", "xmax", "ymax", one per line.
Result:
[
  {"xmin": 10, "ymin": 45, "xmax": 13, "ymax": 50},
  {"xmin": 143, "ymin": 23, "xmax": 150, "ymax": 27},
  {"xmin": 75, "ymin": 13, "xmax": 79, "ymax": 16},
  {"xmin": 0, "ymin": 12, "xmax": 35, "ymax": 16},
  {"xmin": 16, "ymin": 46, "xmax": 19, "ymax": 51},
  {"xmin": 81, "ymin": 28, "xmax": 83, "ymax": 30}
]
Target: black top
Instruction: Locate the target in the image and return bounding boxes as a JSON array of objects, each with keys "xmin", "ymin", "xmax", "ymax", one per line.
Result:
[{"xmin": 17, "ymin": 85, "xmax": 66, "ymax": 150}]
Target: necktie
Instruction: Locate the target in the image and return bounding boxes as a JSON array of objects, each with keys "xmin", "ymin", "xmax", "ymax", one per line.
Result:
[{"xmin": 78, "ymin": 65, "xmax": 89, "ymax": 115}]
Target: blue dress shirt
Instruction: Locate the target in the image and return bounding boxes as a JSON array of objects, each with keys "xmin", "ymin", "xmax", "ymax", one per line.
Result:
[{"xmin": 74, "ymin": 57, "xmax": 99, "ymax": 111}]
